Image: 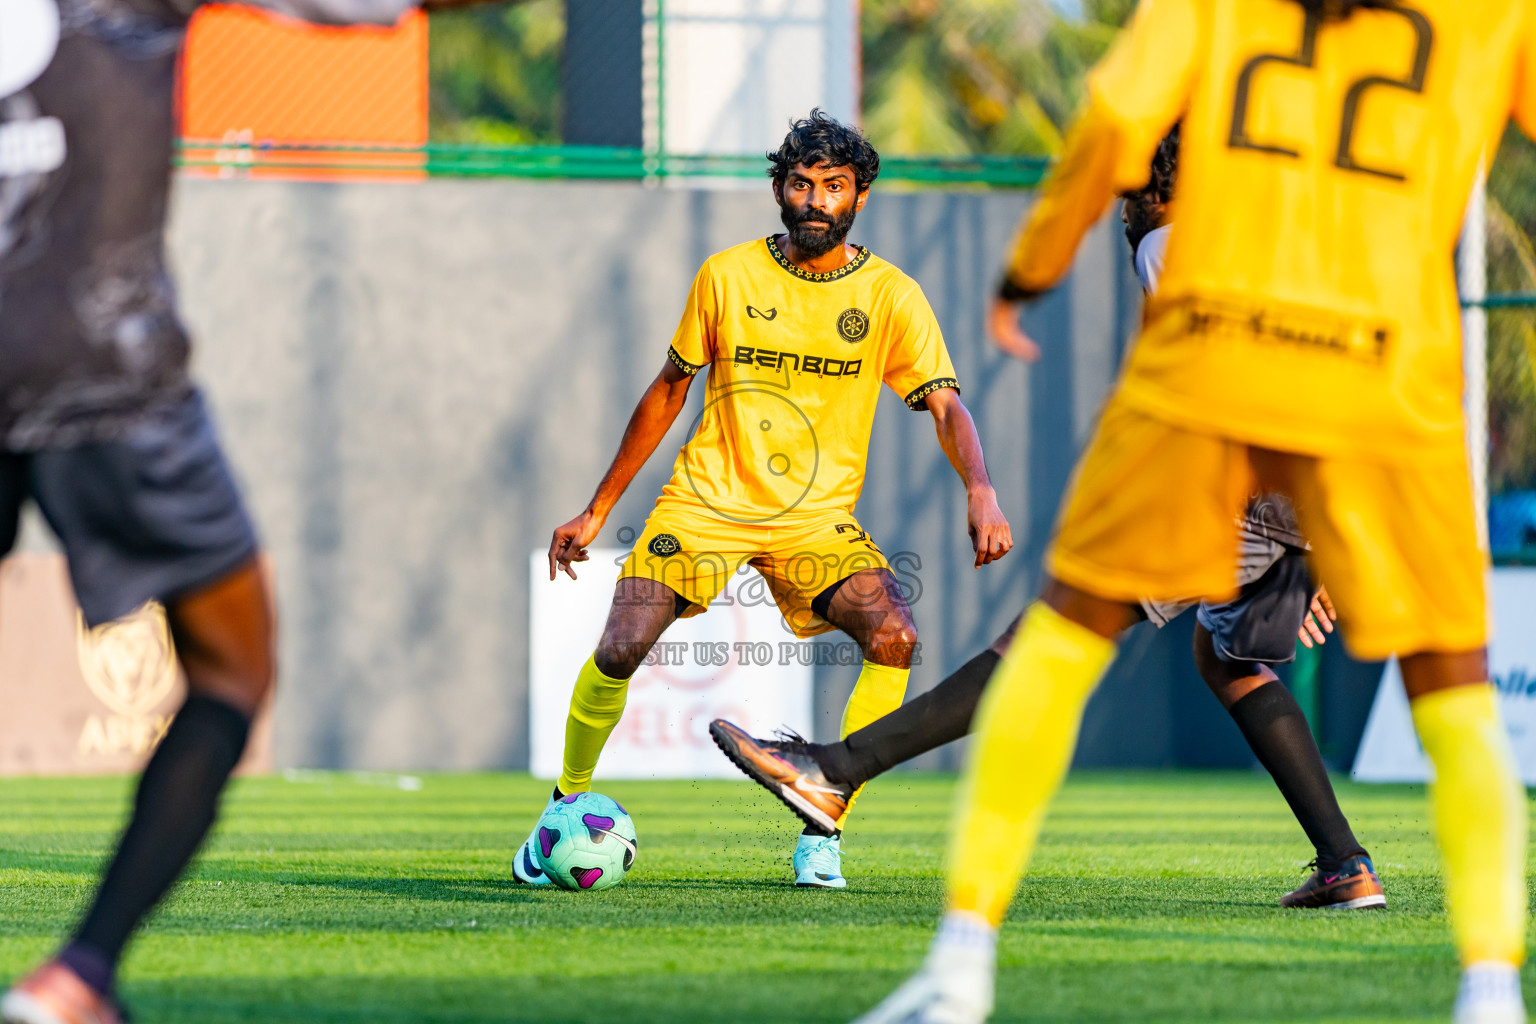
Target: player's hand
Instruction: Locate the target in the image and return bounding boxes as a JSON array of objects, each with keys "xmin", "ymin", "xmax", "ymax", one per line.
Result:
[
  {"xmin": 967, "ymin": 487, "xmax": 1013, "ymax": 567},
  {"xmin": 1297, "ymin": 585, "xmax": 1337, "ymax": 648},
  {"xmin": 549, "ymin": 510, "xmax": 603, "ymax": 581},
  {"xmin": 988, "ymin": 297, "xmax": 1041, "ymax": 363}
]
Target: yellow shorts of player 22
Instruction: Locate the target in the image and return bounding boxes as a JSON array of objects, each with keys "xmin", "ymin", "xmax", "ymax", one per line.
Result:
[
  {"xmin": 1047, "ymin": 401, "xmax": 1488, "ymax": 662},
  {"xmin": 620, "ymin": 502, "xmax": 891, "ymax": 638}
]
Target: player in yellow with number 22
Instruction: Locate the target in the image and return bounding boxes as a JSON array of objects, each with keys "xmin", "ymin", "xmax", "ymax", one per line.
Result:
[{"xmin": 855, "ymin": 2, "xmax": 1534, "ymax": 1023}]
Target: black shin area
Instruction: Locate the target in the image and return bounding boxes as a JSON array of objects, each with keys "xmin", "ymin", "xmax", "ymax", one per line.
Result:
[
  {"xmin": 1226, "ymin": 681, "xmax": 1365, "ymax": 870},
  {"xmin": 66, "ymin": 694, "xmax": 251, "ymax": 993},
  {"xmin": 816, "ymin": 648, "xmax": 1002, "ymax": 789},
  {"xmin": 801, "ymin": 824, "xmax": 842, "ymax": 839}
]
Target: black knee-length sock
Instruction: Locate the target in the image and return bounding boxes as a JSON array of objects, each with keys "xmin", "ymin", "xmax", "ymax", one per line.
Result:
[
  {"xmin": 814, "ymin": 649, "xmax": 1001, "ymax": 790},
  {"xmin": 62, "ymin": 694, "xmax": 251, "ymax": 994},
  {"xmin": 1226, "ymin": 681, "xmax": 1365, "ymax": 870}
]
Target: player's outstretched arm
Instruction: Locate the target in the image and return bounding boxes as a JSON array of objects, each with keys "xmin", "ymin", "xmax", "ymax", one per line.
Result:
[
  {"xmin": 988, "ymin": 295, "xmax": 1043, "ymax": 364},
  {"xmin": 548, "ymin": 361, "xmax": 695, "ymax": 581},
  {"xmin": 984, "ymin": 0, "xmax": 1197, "ymax": 370},
  {"xmin": 925, "ymin": 388, "xmax": 1012, "ymax": 567}
]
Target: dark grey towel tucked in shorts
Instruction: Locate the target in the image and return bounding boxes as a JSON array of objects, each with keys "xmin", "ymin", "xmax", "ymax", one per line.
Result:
[
  {"xmin": 0, "ymin": 390, "xmax": 258, "ymax": 626},
  {"xmin": 1194, "ymin": 549, "xmax": 1313, "ymax": 665},
  {"xmin": 1140, "ymin": 494, "xmax": 1314, "ymax": 665}
]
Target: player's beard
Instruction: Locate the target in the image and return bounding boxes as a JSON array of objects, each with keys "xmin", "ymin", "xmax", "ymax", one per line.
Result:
[{"xmin": 780, "ymin": 202, "xmax": 856, "ymax": 258}]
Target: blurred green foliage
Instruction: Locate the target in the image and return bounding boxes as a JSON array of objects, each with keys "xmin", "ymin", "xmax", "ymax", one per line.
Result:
[
  {"xmin": 1487, "ymin": 128, "xmax": 1536, "ymax": 494},
  {"xmin": 429, "ymin": 0, "xmax": 564, "ymax": 145},
  {"xmin": 860, "ymin": 0, "xmax": 1130, "ymax": 157},
  {"xmin": 426, "ymin": 0, "xmax": 1132, "ymax": 153}
]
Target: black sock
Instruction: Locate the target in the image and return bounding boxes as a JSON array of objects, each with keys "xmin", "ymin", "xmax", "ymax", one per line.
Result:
[
  {"xmin": 1226, "ymin": 681, "xmax": 1365, "ymax": 870},
  {"xmin": 67, "ymin": 694, "xmax": 251, "ymax": 993},
  {"xmin": 801, "ymin": 825, "xmax": 843, "ymax": 839},
  {"xmin": 814, "ymin": 648, "xmax": 1002, "ymax": 790},
  {"xmin": 56, "ymin": 944, "xmax": 113, "ymax": 998}
]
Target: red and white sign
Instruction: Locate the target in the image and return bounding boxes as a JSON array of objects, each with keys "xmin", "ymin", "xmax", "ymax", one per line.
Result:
[{"xmin": 528, "ymin": 550, "xmax": 814, "ymax": 779}]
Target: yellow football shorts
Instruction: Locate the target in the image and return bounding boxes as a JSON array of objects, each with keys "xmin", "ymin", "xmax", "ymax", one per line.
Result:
[
  {"xmin": 1047, "ymin": 401, "xmax": 1488, "ymax": 661},
  {"xmin": 620, "ymin": 502, "xmax": 891, "ymax": 638}
]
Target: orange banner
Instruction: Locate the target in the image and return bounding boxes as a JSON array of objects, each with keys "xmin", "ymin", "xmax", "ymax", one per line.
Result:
[{"xmin": 180, "ymin": 4, "xmax": 428, "ymax": 180}]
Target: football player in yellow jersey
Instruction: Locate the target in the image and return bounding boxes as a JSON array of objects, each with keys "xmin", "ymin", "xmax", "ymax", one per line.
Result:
[
  {"xmin": 711, "ymin": 126, "xmax": 1387, "ymax": 913},
  {"xmin": 855, "ymin": 2, "xmax": 1533, "ymax": 1023},
  {"xmin": 513, "ymin": 110, "xmax": 1013, "ymax": 890}
]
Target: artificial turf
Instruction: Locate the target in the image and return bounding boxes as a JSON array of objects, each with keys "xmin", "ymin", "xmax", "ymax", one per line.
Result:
[{"xmin": 0, "ymin": 770, "xmax": 1522, "ymax": 1023}]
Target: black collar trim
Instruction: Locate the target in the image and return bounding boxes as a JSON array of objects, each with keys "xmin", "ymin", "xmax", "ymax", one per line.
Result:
[{"xmin": 765, "ymin": 235, "xmax": 871, "ymax": 283}]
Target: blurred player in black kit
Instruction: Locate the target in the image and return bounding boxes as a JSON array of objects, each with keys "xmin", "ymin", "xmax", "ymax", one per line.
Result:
[
  {"xmin": 712, "ymin": 127, "xmax": 1384, "ymax": 913},
  {"xmin": 0, "ymin": 1, "xmax": 489, "ymax": 1021}
]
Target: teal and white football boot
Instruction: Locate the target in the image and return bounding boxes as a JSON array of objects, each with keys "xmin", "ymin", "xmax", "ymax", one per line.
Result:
[
  {"xmin": 794, "ymin": 832, "xmax": 846, "ymax": 889},
  {"xmin": 511, "ymin": 791, "xmax": 559, "ymax": 885}
]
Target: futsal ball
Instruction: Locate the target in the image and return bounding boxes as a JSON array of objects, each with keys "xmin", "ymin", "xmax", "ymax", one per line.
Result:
[{"xmin": 532, "ymin": 792, "xmax": 638, "ymax": 891}]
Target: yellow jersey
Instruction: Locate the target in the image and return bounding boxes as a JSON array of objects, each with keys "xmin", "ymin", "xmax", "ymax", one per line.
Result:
[
  {"xmin": 1006, "ymin": 0, "xmax": 1536, "ymax": 463},
  {"xmin": 660, "ymin": 236, "xmax": 958, "ymax": 522}
]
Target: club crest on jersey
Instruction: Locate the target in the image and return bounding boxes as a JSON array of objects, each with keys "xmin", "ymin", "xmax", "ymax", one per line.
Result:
[
  {"xmin": 747, "ymin": 305, "xmax": 778, "ymax": 321},
  {"xmin": 836, "ymin": 308, "xmax": 869, "ymax": 344},
  {"xmin": 648, "ymin": 533, "xmax": 682, "ymax": 557}
]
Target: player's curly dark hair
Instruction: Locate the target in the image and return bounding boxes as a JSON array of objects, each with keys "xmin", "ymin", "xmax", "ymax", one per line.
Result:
[
  {"xmin": 1144, "ymin": 124, "xmax": 1180, "ymax": 205},
  {"xmin": 1119, "ymin": 125, "xmax": 1180, "ymax": 254},
  {"xmin": 766, "ymin": 109, "xmax": 881, "ymax": 193},
  {"xmin": 1119, "ymin": 124, "xmax": 1180, "ymax": 206}
]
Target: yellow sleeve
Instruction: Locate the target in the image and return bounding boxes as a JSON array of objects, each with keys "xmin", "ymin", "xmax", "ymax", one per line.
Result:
[
  {"xmin": 667, "ymin": 261, "xmax": 718, "ymax": 374},
  {"xmin": 883, "ymin": 285, "xmax": 959, "ymax": 410},
  {"xmin": 1512, "ymin": 5, "xmax": 1536, "ymax": 140},
  {"xmin": 1003, "ymin": 0, "xmax": 1204, "ymax": 295}
]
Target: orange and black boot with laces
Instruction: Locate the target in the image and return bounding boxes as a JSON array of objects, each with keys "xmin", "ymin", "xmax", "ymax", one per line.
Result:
[
  {"xmin": 1280, "ymin": 853, "xmax": 1386, "ymax": 910},
  {"xmin": 709, "ymin": 720, "xmax": 853, "ymax": 833}
]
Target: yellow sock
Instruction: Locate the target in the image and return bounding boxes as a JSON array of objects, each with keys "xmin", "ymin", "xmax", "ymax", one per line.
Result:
[
  {"xmin": 557, "ymin": 655, "xmax": 631, "ymax": 794},
  {"xmin": 1411, "ymin": 684, "xmax": 1528, "ymax": 967},
  {"xmin": 834, "ymin": 661, "xmax": 910, "ymax": 828},
  {"xmin": 946, "ymin": 601, "xmax": 1117, "ymax": 925}
]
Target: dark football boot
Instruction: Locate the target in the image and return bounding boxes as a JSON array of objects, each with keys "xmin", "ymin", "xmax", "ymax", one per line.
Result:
[
  {"xmin": 709, "ymin": 720, "xmax": 853, "ymax": 833},
  {"xmin": 1280, "ymin": 853, "xmax": 1386, "ymax": 909}
]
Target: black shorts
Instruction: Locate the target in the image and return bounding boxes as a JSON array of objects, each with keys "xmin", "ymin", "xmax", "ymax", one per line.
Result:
[
  {"xmin": 0, "ymin": 390, "xmax": 259, "ymax": 626},
  {"xmin": 1195, "ymin": 548, "xmax": 1313, "ymax": 665}
]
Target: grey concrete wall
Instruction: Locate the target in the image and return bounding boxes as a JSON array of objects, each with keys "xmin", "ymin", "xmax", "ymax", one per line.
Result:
[{"xmin": 165, "ymin": 176, "xmax": 1373, "ymax": 772}]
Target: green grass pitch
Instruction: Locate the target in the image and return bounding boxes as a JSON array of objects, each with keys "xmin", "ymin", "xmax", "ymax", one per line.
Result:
[{"xmin": 0, "ymin": 771, "xmax": 1524, "ymax": 1022}]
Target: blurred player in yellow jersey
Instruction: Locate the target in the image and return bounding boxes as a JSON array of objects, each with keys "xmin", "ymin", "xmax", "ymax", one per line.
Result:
[
  {"xmin": 517, "ymin": 111, "xmax": 1012, "ymax": 891},
  {"xmin": 854, "ymin": 2, "xmax": 1534, "ymax": 1023}
]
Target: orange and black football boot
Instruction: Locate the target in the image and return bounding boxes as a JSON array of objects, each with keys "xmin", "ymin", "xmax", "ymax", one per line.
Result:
[
  {"xmin": 1280, "ymin": 853, "xmax": 1386, "ymax": 910},
  {"xmin": 709, "ymin": 720, "xmax": 852, "ymax": 833},
  {"xmin": 1, "ymin": 960, "xmax": 125, "ymax": 1024}
]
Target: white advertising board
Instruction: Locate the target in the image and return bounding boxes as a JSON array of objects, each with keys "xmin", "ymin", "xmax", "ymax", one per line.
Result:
[
  {"xmin": 529, "ymin": 550, "xmax": 814, "ymax": 780},
  {"xmin": 654, "ymin": 0, "xmax": 858, "ymax": 158},
  {"xmin": 1353, "ymin": 567, "xmax": 1536, "ymax": 782}
]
